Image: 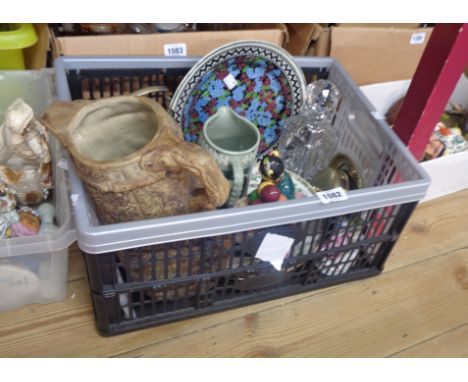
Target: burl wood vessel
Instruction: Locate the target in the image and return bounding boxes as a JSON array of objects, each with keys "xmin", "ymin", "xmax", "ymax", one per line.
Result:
[{"xmin": 41, "ymin": 96, "xmax": 230, "ymax": 224}]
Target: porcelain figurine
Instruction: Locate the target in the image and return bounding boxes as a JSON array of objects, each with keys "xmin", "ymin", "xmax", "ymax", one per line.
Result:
[
  {"xmin": 10, "ymin": 207, "xmax": 41, "ymax": 237},
  {"xmin": 0, "ymin": 184, "xmax": 19, "ymax": 238},
  {"xmin": 0, "ymin": 99, "xmax": 52, "ymax": 205},
  {"xmin": 37, "ymin": 202, "xmax": 58, "ymax": 234}
]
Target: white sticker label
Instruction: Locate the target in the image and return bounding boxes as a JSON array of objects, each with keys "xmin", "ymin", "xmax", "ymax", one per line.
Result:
[
  {"xmin": 316, "ymin": 187, "xmax": 348, "ymax": 204},
  {"xmin": 70, "ymin": 194, "xmax": 80, "ymax": 207},
  {"xmin": 163, "ymin": 43, "xmax": 187, "ymax": 56},
  {"xmin": 255, "ymin": 233, "xmax": 295, "ymax": 271},
  {"xmin": 410, "ymin": 32, "xmax": 426, "ymax": 45},
  {"xmin": 57, "ymin": 158, "xmax": 68, "ymax": 170},
  {"xmin": 371, "ymin": 110, "xmax": 385, "ymax": 121},
  {"xmin": 223, "ymin": 73, "xmax": 238, "ymax": 90}
]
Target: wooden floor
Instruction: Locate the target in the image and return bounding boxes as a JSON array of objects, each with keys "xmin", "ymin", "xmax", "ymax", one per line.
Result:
[{"xmin": 0, "ymin": 190, "xmax": 467, "ymax": 357}]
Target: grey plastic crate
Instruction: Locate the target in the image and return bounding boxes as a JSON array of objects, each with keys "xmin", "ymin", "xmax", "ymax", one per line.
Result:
[
  {"xmin": 54, "ymin": 56, "xmax": 429, "ymax": 335},
  {"xmin": 55, "ymin": 56, "xmax": 429, "ymax": 254}
]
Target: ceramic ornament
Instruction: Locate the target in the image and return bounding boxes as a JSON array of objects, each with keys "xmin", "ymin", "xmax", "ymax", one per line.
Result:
[
  {"xmin": 0, "ymin": 184, "xmax": 19, "ymax": 238},
  {"xmin": 0, "ymin": 99, "xmax": 53, "ymax": 205},
  {"xmin": 37, "ymin": 202, "xmax": 58, "ymax": 234},
  {"xmin": 10, "ymin": 206, "xmax": 41, "ymax": 237},
  {"xmin": 0, "ymin": 184, "xmax": 17, "ymax": 212},
  {"xmin": 247, "ymin": 151, "xmax": 296, "ymax": 205}
]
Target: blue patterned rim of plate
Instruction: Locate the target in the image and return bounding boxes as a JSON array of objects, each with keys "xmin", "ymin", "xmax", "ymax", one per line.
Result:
[{"xmin": 170, "ymin": 41, "xmax": 307, "ymax": 157}]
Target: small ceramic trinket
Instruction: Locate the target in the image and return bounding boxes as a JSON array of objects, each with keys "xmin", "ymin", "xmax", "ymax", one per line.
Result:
[
  {"xmin": 248, "ymin": 181, "xmax": 287, "ymax": 205},
  {"xmin": 0, "ymin": 184, "xmax": 16, "ymax": 212},
  {"xmin": 37, "ymin": 202, "xmax": 58, "ymax": 234},
  {"xmin": 423, "ymin": 137, "xmax": 446, "ymax": 161},
  {"xmin": 259, "ymin": 151, "xmax": 295, "ymax": 199},
  {"xmin": 0, "ymin": 99, "xmax": 53, "ymax": 205},
  {"xmin": 0, "ymin": 184, "xmax": 19, "ymax": 238},
  {"xmin": 248, "ymin": 151, "xmax": 295, "ymax": 205},
  {"xmin": 10, "ymin": 206, "xmax": 41, "ymax": 237},
  {"xmin": 432, "ymin": 123, "xmax": 467, "ymax": 156},
  {"xmin": 424, "ymin": 122, "xmax": 468, "ymax": 161}
]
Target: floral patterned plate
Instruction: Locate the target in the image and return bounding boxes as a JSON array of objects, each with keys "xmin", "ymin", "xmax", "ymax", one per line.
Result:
[{"xmin": 170, "ymin": 40, "xmax": 307, "ymax": 157}]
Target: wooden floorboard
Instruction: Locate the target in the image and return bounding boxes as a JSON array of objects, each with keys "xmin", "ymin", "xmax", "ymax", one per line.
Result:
[
  {"xmin": 117, "ymin": 248, "xmax": 468, "ymax": 357},
  {"xmin": 385, "ymin": 188, "xmax": 468, "ymax": 271},
  {"xmin": 0, "ymin": 189, "xmax": 467, "ymax": 357},
  {"xmin": 392, "ymin": 322, "xmax": 468, "ymax": 357}
]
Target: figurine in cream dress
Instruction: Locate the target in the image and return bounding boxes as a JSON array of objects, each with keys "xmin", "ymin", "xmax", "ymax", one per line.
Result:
[{"xmin": 0, "ymin": 99, "xmax": 52, "ymax": 205}]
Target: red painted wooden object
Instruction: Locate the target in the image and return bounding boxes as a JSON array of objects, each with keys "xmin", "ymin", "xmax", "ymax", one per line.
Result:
[{"xmin": 393, "ymin": 23, "xmax": 468, "ymax": 160}]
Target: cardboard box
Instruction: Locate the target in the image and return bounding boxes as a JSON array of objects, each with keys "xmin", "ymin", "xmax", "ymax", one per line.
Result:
[
  {"xmin": 337, "ymin": 23, "xmax": 422, "ymax": 29},
  {"xmin": 284, "ymin": 24, "xmax": 324, "ymax": 55},
  {"xmin": 360, "ymin": 75, "xmax": 468, "ymax": 203},
  {"xmin": 49, "ymin": 24, "xmax": 288, "ymax": 58},
  {"xmin": 310, "ymin": 24, "xmax": 433, "ymax": 85},
  {"xmin": 285, "ymin": 24, "xmax": 424, "ymax": 57}
]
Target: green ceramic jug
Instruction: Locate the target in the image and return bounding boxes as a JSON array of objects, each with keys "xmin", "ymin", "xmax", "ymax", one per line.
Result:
[{"xmin": 200, "ymin": 106, "xmax": 260, "ymax": 207}]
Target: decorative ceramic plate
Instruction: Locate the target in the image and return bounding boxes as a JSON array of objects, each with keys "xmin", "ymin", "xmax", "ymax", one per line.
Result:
[{"xmin": 170, "ymin": 40, "xmax": 307, "ymax": 156}]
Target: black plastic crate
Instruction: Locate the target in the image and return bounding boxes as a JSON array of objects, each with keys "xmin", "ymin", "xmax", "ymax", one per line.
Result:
[
  {"xmin": 55, "ymin": 56, "xmax": 429, "ymax": 335},
  {"xmin": 83, "ymin": 203, "xmax": 416, "ymax": 335}
]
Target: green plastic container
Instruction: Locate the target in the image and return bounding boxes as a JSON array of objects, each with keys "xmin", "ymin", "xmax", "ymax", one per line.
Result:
[{"xmin": 0, "ymin": 23, "xmax": 37, "ymax": 70}]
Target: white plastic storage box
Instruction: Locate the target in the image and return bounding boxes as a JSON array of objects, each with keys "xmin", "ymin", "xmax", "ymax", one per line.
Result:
[
  {"xmin": 0, "ymin": 70, "xmax": 75, "ymax": 312},
  {"xmin": 360, "ymin": 74, "xmax": 468, "ymax": 202},
  {"xmin": 54, "ymin": 56, "xmax": 430, "ymax": 335}
]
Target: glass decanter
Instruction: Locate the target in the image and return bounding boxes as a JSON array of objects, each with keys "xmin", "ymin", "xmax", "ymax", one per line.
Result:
[{"xmin": 278, "ymin": 79, "xmax": 341, "ymax": 183}]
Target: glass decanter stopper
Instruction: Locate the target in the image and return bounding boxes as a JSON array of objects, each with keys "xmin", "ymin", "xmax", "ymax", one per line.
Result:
[{"xmin": 278, "ymin": 79, "xmax": 340, "ymax": 183}]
